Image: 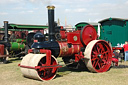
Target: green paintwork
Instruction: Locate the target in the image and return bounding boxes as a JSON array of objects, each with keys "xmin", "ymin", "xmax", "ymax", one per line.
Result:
[
  {"xmin": 9, "ymin": 24, "xmax": 48, "ymax": 29},
  {"xmin": 99, "ymin": 18, "xmax": 128, "ymax": 46},
  {"xmin": 10, "ymin": 42, "xmax": 25, "ymax": 51},
  {"xmin": 75, "ymin": 22, "xmax": 98, "ymax": 32},
  {"xmin": 16, "ymin": 39, "xmax": 26, "ymax": 43},
  {"xmin": 0, "ymin": 24, "xmax": 48, "ymax": 31}
]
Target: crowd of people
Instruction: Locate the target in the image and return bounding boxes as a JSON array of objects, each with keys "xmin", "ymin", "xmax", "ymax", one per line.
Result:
[{"xmin": 9, "ymin": 31, "xmax": 26, "ymax": 42}]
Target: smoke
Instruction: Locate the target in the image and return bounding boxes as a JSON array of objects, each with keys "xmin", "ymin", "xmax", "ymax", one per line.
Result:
[
  {"xmin": 0, "ymin": 0, "xmax": 52, "ymax": 5},
  {"xmin": 0, "ymin": 0, "xmax": 24, "ymax": 4},
  {"xmin": 29, "ymin": 0, "xmax": 52, "ymax": 6},
  {"xmin": 0, "ymin": 0, "xmax": 53, "ymax": 6}
]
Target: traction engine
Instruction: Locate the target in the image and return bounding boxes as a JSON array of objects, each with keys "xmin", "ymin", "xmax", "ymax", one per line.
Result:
[{"xmin": 19, "ymin": 6, "xmax": 112, "ymax": 81}]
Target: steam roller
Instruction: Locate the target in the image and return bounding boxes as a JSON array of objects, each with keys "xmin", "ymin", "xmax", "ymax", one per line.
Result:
[{"xmin": 19, "ymin": 5, "xmax": 112, "ymax": 81}]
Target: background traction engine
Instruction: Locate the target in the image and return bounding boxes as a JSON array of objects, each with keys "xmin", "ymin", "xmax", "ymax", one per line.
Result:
[{"xmin": 19, "ymin": 6, "xmax": 112, "ymax": 81}]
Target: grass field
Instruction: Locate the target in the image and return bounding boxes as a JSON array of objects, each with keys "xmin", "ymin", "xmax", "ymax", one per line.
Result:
[{"xmin": 0, "ymin": 58, "xmax": 128, "ymax": 85}]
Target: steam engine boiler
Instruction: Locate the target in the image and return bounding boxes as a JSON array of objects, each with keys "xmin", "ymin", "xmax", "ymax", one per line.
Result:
[{"xmin": 19, "ymin": 6, "xmax": 112, "ymax": 81}]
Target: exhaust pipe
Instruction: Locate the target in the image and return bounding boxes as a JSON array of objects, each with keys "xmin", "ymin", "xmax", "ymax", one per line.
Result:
[
  {"xmin": 47, "ymin": 6, "xmax": 55, "ymax": 41},
  {"xmin": 4, "ymin": 21, "xmax": 9, "ymax": 43}
]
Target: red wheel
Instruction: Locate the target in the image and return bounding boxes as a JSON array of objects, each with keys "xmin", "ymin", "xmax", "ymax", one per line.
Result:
[
  {"xmin": 37, "ymin": 56, "xmax": 58, "ymax": 81},
  {"xmin": 84, "ymin": 40, "xmax": 112, "ymax": 72},
  {"xmin": 20, "ymin": 54, "xmax": 58, "ymax": 81}
]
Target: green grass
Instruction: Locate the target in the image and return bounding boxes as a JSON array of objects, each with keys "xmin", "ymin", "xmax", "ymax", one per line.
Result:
[{"xmin": 0, "ymin": 58, "xmax": 128, "ymax": 85}]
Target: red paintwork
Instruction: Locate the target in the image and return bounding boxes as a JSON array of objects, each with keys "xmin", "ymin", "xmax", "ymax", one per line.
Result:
[
  {"xmin": 58, "ymin": 42, "xmax": 80, "ymax": 57},
  {"xmin": 38, "ymin": 49, "xmax": 59, "ymax": 80},
  {"xmin": 57, "ymin": 25, "xmax": 97, "ymax": 58},
  {"xmin": 28, "ymin": 49, "xmax": 33, "ymax": 53},
  {"xmin": 28, "ymin": 49, "xmax": 52, "ymax": 65},
  {"xmin": 90, "ymin": 40, "xmax": 112, "ymax": 72},
  {"xmin": 112, "ymin": 58, "xmax": 118, "ymax": 66},
  {"xmin": 18, "ymin": 64, "xmax": 62, "ymax": 69},
  {"xmin": 40, "ymin": 49, "xmax": 51, "ymax": 65},
  {"xmin": 67, "ymin": 32, "xmax": 80, "ymax": 44},
  {"xmin": 60, "ymin": 30, "xmax": 67, "ymax": 39},
  {"xmin": 112, "ymin": 47, "xmax": 122, "ymax": 50},
  {"xmin": 75, "ymin": 51, "xmax": 84, "ymax": 62},
  {"xmin": 34, "ymin": 40, "xmax": 38, "ymax": 42},
  {"xmin": 81, "ymin": 25, "xmax": 97, "ymax": 45},
  {"xmin": 18, "ymin": 64, "xmax": 35, "ymax": 69},
  {"xmin": 0, "ymin": 44, "xmax": 4, "ymax": 55}
]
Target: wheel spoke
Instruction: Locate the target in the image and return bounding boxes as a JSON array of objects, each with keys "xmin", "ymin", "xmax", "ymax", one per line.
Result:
[
  {"xmin": 94, "ymin": 60, "xmax": 99, "ymax": 68},
  {"xmin": 102, "ymin": 59, "xmax": 107, "ymax": 65},
  {"xmin": 51, "ymin": 61, "xmax": 57, "ymax": 73},
  {"xmin": 92, "ymin": 61, "xmax": 96, "ymax": 67},
  {"xmin": 102, "ymin": 55, "xmax": 108, "ymax": 60},
  {"xmin": 91, "ymin": 57, "xmax": 97, "ymax": 61},
  {"xmin": 43, "ymin": 71, "xmax": 46, "ymax": 77},
  {"xmin": 96, "ymin": 45, "xmax": 100, "ymax": 53},
  {"xmin": 102, "ymin": 51, "xmax": 109, "ymax": 55},
  {"xmin": 98, "ymin": 43, "xmax": 105, "ymax": 50},
  {"xmin": 98, "ymin": 63, "xmax": 101, "ymax": 68},
  {"xmin": 93, "ymin": 51, "xmax": 98, "ymax": 55}
]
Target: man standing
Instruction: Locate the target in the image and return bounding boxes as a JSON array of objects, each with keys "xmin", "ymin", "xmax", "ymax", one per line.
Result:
[{"xmin": 123, "ymin": 41, "xmax": 128, "ymax": 61}]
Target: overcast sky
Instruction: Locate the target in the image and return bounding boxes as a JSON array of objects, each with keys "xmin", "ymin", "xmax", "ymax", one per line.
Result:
[{"xmin": 0, "ymin": 0, "xmax": 128, "ymax": 27}]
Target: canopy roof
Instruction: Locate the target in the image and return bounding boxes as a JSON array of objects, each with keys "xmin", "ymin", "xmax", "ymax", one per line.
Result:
[
  {"xmin": 99, "ymin": 17, "xmax": 128, "ymax": 23},
  {"xmin": 0, "ymin": 23, "xmax": 48, "ymax": 31}
]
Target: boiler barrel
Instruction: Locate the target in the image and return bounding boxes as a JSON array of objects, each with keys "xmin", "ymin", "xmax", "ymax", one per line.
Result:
[
  {"xmin": 10, "ymin": 42, "xmax": 25, "ymax": 51},
  {"xmin": 58, "ymin": 42, "xmax": 80, "ymax": 57}
]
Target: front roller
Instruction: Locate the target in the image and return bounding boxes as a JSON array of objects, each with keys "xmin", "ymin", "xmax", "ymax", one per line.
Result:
[
  {"xmin": 84, "ymin": 40, "xmax": 112, "ymax": 73},
  {"xmin": 19, "ymin": 53, "xmax": 58, "ymax": 81}
]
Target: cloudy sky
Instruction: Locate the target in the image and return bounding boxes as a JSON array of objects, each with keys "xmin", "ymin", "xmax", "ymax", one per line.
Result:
[{"xmin": 0, "ymin": 0, "xmax": 128, "ymax": 27}]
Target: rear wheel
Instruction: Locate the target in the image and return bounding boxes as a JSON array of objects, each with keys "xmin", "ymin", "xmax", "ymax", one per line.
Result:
[{"xmin": 84, "ymin": 40, "xmax": 112, "ymax": 72}]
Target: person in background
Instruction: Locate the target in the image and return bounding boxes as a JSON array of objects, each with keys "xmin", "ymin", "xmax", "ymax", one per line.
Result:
[
  {"xmin": 21, "ymin": 31, "xmax": 26, "ymax": 39},
  {"xmin": 112, "ymin": 50, "xmax": 120, "ymax": 66},
  {"xmin": 9, "ymin": 31, "xmax": 16, "ymax": 42},
  {"xmin": 123, "ymin": 41, "xmax": 128, "ymax": 61}
]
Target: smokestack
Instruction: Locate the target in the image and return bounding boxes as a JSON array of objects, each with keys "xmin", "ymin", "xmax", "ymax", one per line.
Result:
[
  {"xmin": 4, "ymin": 21, "xmax": 9, "ymax": 42},
  {"xmin": 47, "ymin": 6, "xmax": 55, "ymax": 41}
]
